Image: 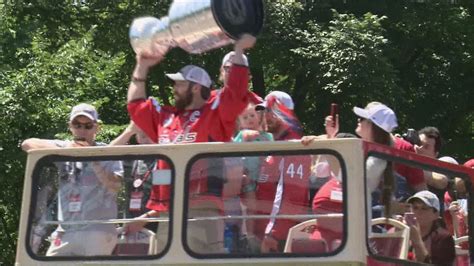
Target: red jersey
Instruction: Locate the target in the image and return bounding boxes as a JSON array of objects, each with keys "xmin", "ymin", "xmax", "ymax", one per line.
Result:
[
  {"xmin": 128, "ymin": 65, "xmax": 250, "ymax": 211},
  {"xmin": 255, "ymin": 155, "xmax": 312, "ymax": 240},
  {"xmin": 254, "ymin": 120, "xmax": 306, "ymax": 240},
  {"xmin": 253, "ymin": 124, "xmax": 301, "ymax": 207},
  {"xmin": 393, "ymin": 137, "xmax": 425, "ymax": 189}
]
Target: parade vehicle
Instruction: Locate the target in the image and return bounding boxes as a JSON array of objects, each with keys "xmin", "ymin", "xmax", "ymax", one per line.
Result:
[{"xmin": 15, "ymin": 138, "xmax": 473, "ymax": 265}]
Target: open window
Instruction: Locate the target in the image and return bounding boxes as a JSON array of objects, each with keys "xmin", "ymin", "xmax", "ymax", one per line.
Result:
[
  {"xmin": 365, "ymin": 142, "xmax": 473, "ymax": 266},
  {"xmin": 26, "ymin": 154, "xmax": 174, "ymax": 260},
  {"xmin": 182, "ymin": 150, "xmax": 347, "ymax": 258}
]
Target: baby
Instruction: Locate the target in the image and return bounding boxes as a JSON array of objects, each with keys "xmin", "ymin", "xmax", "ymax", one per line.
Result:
[{"xmin": 234, "ymin": 103, "xmax": 273, "ymax": 143}]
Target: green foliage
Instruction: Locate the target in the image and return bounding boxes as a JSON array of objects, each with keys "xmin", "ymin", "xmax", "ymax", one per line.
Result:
[
  {"xmin": 291, "ymin": 11, "xmax": 399, "ymax": 132},
  {"xmin": 0, "ymin": 24, "xmax": 126, "ymax": 264},
  {"xmin": 383, "ymin": 2, "xmax": 474, "ymax": 159},
  {"xmin": 0, "ymin": 1, "xmax": 473, "ymax": 264}
]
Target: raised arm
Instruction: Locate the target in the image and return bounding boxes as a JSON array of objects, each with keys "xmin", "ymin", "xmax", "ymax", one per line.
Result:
[
  {"xmin": 232, "ymin": 34, "xmax": 256, "ymax": 66},
  {"xmin": 424, "ymin": 171, "xmax": 448, "ymax": 190},
  {"xmin": 109, "ymin": 121, "xmax": 138, "ymax": 146},
  {"xmin": 128, "ymin": 55, "xmax": 165, "ymax": 103},
  {"xmin": 216, "ymin": 34, "xmax": 257, "ymax": 134}
]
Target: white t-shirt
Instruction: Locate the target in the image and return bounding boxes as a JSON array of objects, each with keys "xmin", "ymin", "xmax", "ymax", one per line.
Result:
[
  {"xmin": 51, "ymin": 140, "xmax": 123, "ymax": 233},
  {"xmin": 366, "ymin": 156, "xmax": 387, "ymax": 192}
]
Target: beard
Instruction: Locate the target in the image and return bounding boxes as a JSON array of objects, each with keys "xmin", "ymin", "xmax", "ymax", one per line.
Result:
[
  {"xmin": 266, "ymin": 120, "xmax": 278, "ymax": 134},
  {"xmin": 175, "ymin": 86, "xmax": 193, "ymax": 111}
]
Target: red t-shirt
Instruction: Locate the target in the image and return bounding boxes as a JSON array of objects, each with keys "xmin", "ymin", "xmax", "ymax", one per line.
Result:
[
  {"xmin": 443, "ymin": 192, "xmax": 468, "ymax": 239},
  {"xmin": 392, "ymin": 137, "xmax": 425, "ymax": 189},
  {"xmin": 312, "ymin": 177, "xmax": 343, "ymax": 214},
  {"xmin": 128, "ymin": 65, "xmax": 250, "ymax": 211},
  {"xmin": 310, "ymin": 177, "xmax": 343, "ymax": 246}
]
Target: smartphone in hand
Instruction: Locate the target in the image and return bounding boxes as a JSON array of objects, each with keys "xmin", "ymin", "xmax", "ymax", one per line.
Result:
[
  {"xmin": 330, "ymin": 103, "xmax": 338, "ymax": 127},
  {"xmin": 404, "ymin": 212, "xmax": 416, "ymax": 226}
]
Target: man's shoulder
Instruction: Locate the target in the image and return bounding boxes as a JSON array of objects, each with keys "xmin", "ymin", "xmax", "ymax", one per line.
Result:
[
  {"xmin": 198, "ymin": 93, "xmax": 222, "ymax": 113},
  {"xmin": 393, "ymin": 136, "xmax": 414, "ymax": 151},
  {"xmin": 129, "ymin": 97, "xmax": 176, "ymax": 113}
]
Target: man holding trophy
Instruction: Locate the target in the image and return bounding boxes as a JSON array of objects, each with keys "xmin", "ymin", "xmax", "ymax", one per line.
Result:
[
  {"xmin": 124, "ymin": 0, "xmax": 263, "ymax": 253},
  {"xmin": 125, "ymin": 34, "xmax": 256, "ymax": 252}
]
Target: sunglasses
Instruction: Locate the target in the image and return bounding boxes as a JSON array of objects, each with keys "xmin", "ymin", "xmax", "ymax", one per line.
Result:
[
  {"xmin": 412, "ymin": 205, "xmax": 434, "ymax": 212},
  {"xmin": 71, "ymin": 121, "xmax": 95, "ymax": 130}
]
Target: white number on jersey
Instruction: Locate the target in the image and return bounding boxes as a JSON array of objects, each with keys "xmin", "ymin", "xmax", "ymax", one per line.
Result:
[{"xmin": 286, "ymin": 163, "xmax": 304, "ymax": 179}]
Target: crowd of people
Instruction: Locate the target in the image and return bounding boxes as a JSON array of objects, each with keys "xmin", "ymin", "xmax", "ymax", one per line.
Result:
[{"xmin": 21, "ymin": 33, "xmax": 473, "ymax": 265}]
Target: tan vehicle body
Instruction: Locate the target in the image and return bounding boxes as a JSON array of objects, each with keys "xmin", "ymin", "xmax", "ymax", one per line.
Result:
[{"xmin": 15, "ymin": 139, "xmax": 473, "ymax": 265}]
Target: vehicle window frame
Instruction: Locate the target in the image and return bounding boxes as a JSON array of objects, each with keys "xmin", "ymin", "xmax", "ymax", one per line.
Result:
[
  {"xmin": 26, "ymin": 154, "xmax": 175, "ymax": 262},
  {"xmin": 365, "ymin": 151, "xmax": 473, "ymax": 265},
  {"xmin": 182, "ymin": 148, "xmax": 348, "ymax": 259}
]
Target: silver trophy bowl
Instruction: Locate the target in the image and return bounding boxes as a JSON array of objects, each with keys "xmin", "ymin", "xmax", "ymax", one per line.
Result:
[
  {"xmin": 129, "ymin": 16, "xmax": 174, "ymax": 57},
  {"xmin": 168, "ymin": 0, "xmax": 232, "ymax": 54},
  {"xmin": 130, "ymin": 0, "xmax": 264, "ymax": 55}
]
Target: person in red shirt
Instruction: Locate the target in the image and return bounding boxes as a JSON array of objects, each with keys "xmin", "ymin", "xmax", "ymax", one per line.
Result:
[
  {"xmin": 310, "ymin": 176, "xmax": 343, "ymax": 251},
  {"xmin": 125, "ymin": 34, "xmax": 256, "ymax": 237},
  {"xmin": 251, "ymin": 92, "xmax": 311, "ymax": 253},
  {"xmin": 443, "ymin": 158, "xmax": 471, "ymax": 240},
  {"xmin": 392, "ymin": 136, "xmax": 426, "ymax": 192},
  {"xmin": 257, "ymin": 154, "xmax": 313, "ymax": 253}
]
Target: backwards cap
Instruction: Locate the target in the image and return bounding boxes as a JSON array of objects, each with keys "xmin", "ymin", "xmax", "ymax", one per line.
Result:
[
  {"xmin": 256, "ymin": 91, "xmax": 294, "ymax": 111},
  {"xmin": 221, "ymin": 51, "xmax": 249, "ymax": 67},
  {"xmin": 166, "ymin": 65, "xmax": 212, "ymax": 88}
]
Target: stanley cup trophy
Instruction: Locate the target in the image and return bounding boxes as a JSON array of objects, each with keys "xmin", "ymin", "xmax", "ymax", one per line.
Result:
[{"xmin": 129, "ymin": 0, "xmax": 264, "ymax": 56}]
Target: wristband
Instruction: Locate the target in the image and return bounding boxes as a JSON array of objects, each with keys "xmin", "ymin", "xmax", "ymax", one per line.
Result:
[{"xmin": 131, "ymin": 76, "xmax": 146, "ymax": 83}]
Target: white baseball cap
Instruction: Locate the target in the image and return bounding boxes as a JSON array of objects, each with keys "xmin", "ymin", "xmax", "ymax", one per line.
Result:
[
  {"xmin": 313, "ymin": 161, "xmax": 331, "ymax": 178},
  {"xmin": 353, "ymin": 104, "xmax": 398, "ymax": 133},
  {"xmin": 221, "ymin": 51, "xmax": 249, "ymax": 67},
  {"xmin": 438, "ymin": 156, "xmax": 459, "ymax": 165},
  {"xmin": 407, "ymin": 190, "xmax": 440, "ymax": 212},
  {"xmin": 69, "ymin": 103, "xmax": 99, "ymax": 122},
  {"xmin": 166, "ymin": 65, "xmax": 212, "ymax": 88},
  {"xmin": 256, "ymin": 91, "xmax": 294, "ymax": 110}
]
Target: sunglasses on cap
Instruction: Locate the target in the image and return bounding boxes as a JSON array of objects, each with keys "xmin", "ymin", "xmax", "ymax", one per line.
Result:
[{"xmin": 71, "ymin": 121, "xmax": 95, "ymax": 130}]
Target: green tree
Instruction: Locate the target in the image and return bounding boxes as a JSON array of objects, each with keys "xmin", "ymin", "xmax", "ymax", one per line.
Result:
[
  {"xmin": 1, "ymin": 1, "xmax": 473, "ymax": 264},
  {"xmin": 384, "ymin": 2, "xmax": 474, "ymax": 159},
  {"xmin": 291, "ymin": 11, "xmax": 399, "ymax": 133},
  {"xmin": 0, "ymin": 29, "xmax": 126, "ymax": 262}
]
